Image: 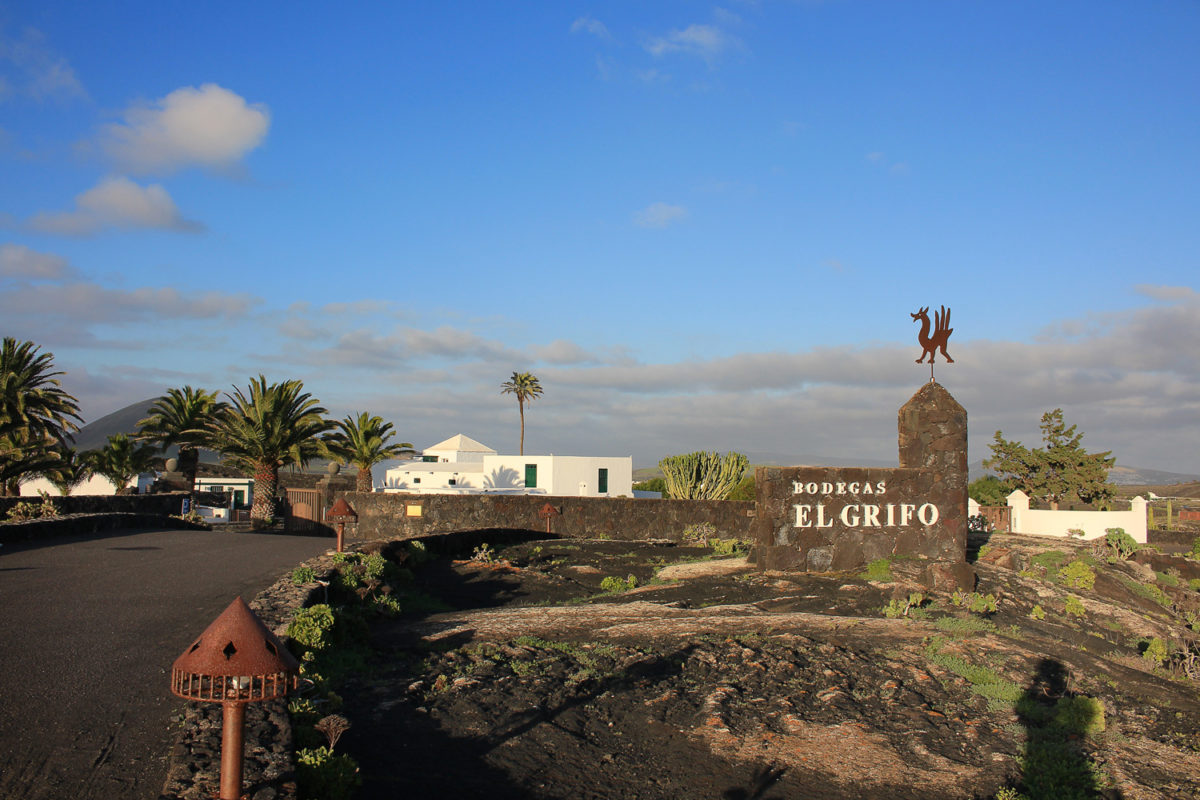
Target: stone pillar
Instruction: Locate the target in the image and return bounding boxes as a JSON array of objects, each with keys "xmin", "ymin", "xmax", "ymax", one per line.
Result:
[
  {"xmin": 317, "ymin": 462, "xmax": 341, "ymax": 520},
  {"xmin": 897, "ymin": 381, "xmax": 972, "ymax": 590}
]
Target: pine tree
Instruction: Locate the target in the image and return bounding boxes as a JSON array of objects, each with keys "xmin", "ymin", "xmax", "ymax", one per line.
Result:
[{"xmin": 984, "ymin": 409, "xmax": 1115, "ymax": 510}]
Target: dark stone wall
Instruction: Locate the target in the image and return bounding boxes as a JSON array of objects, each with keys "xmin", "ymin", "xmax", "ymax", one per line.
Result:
[
  {"xmin": 279, "ymin": 473, "xmax": 356, "ymax": 492},
  {"xmin": 334, "ymin": 492, "xmax": 756, "ymax": 543},
  {"xmin": 755, "ymin": 382, "xmax": 971, "ymax": 588},
  {"xmin": 0, "ymin": 492, "xmax": 188, "ymax": 519},
  {"xmin": 0, "ymin": 511, "xmax": 206, "ymax": 546}
]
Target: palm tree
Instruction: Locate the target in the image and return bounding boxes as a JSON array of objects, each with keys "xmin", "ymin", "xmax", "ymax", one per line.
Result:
[
  {"xmin": 500, "ymin": 371, "xmax": 543, "ymax": 456},
  {"xmin": 137, "ymin": 386, "xmax": 226, "ymax": 492},
  {"xmin": 323, "ymin": 412, "xmax": 414, "ymax": 493},
  {"xmin": 42, "ymin": 447, "xmax": 93, "ymax": 496},
  {"xmin": 86, "ymin": 434, "xmax": 157, "ymax": 494},
  {"xmin": 209, "ymin": 376, "xmax": 333, "ymax": 522},
  {"xmin": 0, "ymin": 338, "xmax": 82, "ymax": 496}
]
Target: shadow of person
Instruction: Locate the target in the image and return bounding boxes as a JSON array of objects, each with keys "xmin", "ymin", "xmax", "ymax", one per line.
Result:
[
  {"xmin": 722, "ymin": 763, "xmax": 787, "ymax": 799},
  {"xmin": 1012, "ymin": 658, "xmax": 1119, "ymax": 800}
]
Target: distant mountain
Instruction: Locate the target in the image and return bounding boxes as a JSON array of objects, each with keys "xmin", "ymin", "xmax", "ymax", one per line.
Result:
[
  {"xmin": 969, "ymin": 460, "xmax": 1200, "ymax": 487},
  {"xmin": 1107, "ymin": 464, "xmax": 1200, "ymax": 487},
  {"xmin": 635, "ymin": 452, "xmax": 896, "ymax": 481},
  {"xmin": 71, "ymin": 399, "xmax": 158, "ymax": 452},
  {"xmin": 71, "ymin": 398, "xmax": 222, "ymax": 463}
]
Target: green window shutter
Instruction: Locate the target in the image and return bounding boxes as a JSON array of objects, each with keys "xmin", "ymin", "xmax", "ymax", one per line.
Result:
[
  {"xmin": 598, "ymin": 468, "xmax": 608, "ymax": 493},
  {"xmin": 524, "ymin": 464, "xmax": 537, "ymax": 488}
]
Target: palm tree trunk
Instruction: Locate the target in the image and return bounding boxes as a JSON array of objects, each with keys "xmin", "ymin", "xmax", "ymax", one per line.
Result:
[
  {"xmin": 356, "ymin": 466, "xmax": 372, "ymax": 493},
  {"xmin": 178, "ymin": 446, "xmax": 200, "ymax": 493},
  {"xmin": 519, "ymin": 400, "xmax": 525, "ymax": 456},
  {"xmin": 252, "ymin": 463, "xmax": 277, "ymax": 522}
]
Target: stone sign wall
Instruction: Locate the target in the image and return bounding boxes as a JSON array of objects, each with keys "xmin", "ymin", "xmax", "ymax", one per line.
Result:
[{"xmin": 755, "ymin": 381, "xmax": 972, "ymax": 589}]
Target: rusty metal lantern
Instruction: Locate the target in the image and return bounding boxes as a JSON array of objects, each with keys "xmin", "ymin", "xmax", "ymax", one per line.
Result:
[
  {"xmin": 326, "ymin": 497, "xmax": 358, "ymax": 553},
  {"xmin": 171, "ymin": 596, "xmax": 299, "ymax": 800},
  {"xmin": 538, "ymin": 502, "xmax": 560, "ymax": 534}
]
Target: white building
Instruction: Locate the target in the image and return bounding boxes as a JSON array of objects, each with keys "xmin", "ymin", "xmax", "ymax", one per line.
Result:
[
  {"xmin": 193, "ymin": 477, "xmax": 254, "ymax": 510},
  {"xmin": 19, "ymin": 472, "xmax": 154, "ymax": 496},
  {"xmin": 383, "ymin": 434, "xmax": 633, "ymax": 497}
]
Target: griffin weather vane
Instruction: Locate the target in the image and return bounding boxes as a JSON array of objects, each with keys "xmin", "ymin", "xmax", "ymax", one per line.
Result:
[{"xmin": 911, "ymin": 305, "xmax": 954, "ymax": 383}]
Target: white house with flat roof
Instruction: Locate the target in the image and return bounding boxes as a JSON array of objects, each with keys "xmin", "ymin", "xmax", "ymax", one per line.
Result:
[{"xmin": 383, "ymin": 434, "xmax": 632, "ymax": 497}]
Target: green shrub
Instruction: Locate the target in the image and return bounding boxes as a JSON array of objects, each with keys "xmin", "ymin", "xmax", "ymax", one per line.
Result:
[
  {"xmin": 362, "ymin": 552, "xmax": 388, "ymax": 581},
  {"xmin": 1054, "ymin": 695, "xmax": 1106, "ymax": 737},
  {"xmin": 1155, "ymin": 570, "xmax": 1179, "ymax": 588},
  {"xmin": 682, "ymin": 522, "xmax": 717, "ymax": 544},
  {"xmin": 1017, "ymin": 733, "xmax": 1109, "ymax": 800},
  {"xmin": 1059, "ymin": 560, "xmax": 1096, "ymax": 590},
  {"xmin": 4, "ymin": 498, "xmax": 59, "ymax": 521},
  {"xmin": 1189, "ymin": 536, "xmax": 1200, "ymax": 559},
  {"xmin": 995, "ymin": 788, "xmax": 1029, "ymax": 800},
  {"xmin": 288, "ymin": 604, "xmax": 336, "ymax": 652},
  {"xmin": 600, "ymin": 574, "xmax": 638, "ymax": 593},
  {"xmin": 1116, "ymin": 574, "xmax": 1172, "ymax": 606},
  {"xmin": 923, "ymin": 639, "xmax": 1022, "ymax": 711},
  {"xmin": 952, "ymin": 590, "xmax": 999, "ymax": 614},
  {"xmin": 1103, "ymin": 528, "xmax": 1139, "ymax": 560},
  {"xmin": 710, "ymin": 538, "xmax": 750, "ymax": 557},
  {"xmin": 373, "ymin": 594, "xmax": 403, "ymax": 617},
  {"xmin": 296, "ymin": 746, "xmax": 361, "ymax": 800},
  {"xmin": 1142, "ymin": 637, "xmax": 1169, "ymax": 667},
  {"xmin": 471, "ymin": 542, "xmax": 496, "ymax": 563},
  {"xmin": 860, "ymin": 557, "xmax": 895, "ymax": 582},
  {"xmin": 406, "ymin": 539, "xmax": 432, "ymax": 566},
  {"xmin": 1030, "ymin": 605, "xmax": 1046, "ymax": 621},
  {"xmin": 292, "ymin": 565, "xmax": 317, "ymax": 585},
  {"xmin": 1030, "ymin": 550, "xmax": 1069, "ymax": 580},
  {"xmin": 934, "ymin": 615, "xmax": 995, "ymax": 636},
  {"xmin": 882, "ymin": 592, "xmax": 927, "ymax": 619},
  {"xmin": 1064, "ymin": 595, "xmax": 1086, "ymax": 618},
  {"xmin": 1189, "ymin": 578, "xmax": 1200, "ymax": 592}
]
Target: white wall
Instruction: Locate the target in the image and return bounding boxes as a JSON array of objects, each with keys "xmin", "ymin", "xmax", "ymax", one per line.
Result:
[
  {"xmin": 384, "ymin": 454, "xmax": 634, "ymax": 497},
  {"xmin": 20, "ymin": 474, "xmax": 132, "ymax": 496},
  {"xmin": 384, "ymin": 463, "xmax": 489, "ymax": 493},
  {"xmin": 1004, "ymin": 490, "xmax": 1149, "ymax": 543}
]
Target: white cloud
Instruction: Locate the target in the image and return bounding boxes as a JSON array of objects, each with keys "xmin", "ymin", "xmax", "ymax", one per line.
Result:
[
  {"xmin": 634, "ymin": 202, "xmax": 688, "ymax": 229},
  {"xmin": 0, "ymin": 243, "xmax": 75, "ymax": 280},
  {"xmin": 99, "ymin": 84, "xmax": 269, "ymax": 174},
  {"xmin": 0, "ymin": 281, "xmax": 258, "ymax": 323},
  {"xmin": 1135, "ymin": 284, "xmax": 1197, "ymax": 302},
  {"xmin": 645, "ymin": 23, "xmax": 736, "ymax": 61},
  {"xmin": 0, "ymin": 27, "xmax": 87, "ymax": 101},
  {"xmin": 570, "ymin": 17, "xmax": 611, "ymax": 40},
  {"xmin": 26, "ymin": 176, "xmax": 203, "ymax": 235}
]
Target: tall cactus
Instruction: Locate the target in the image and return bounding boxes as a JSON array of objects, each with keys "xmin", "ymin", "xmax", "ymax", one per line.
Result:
[{"xmin": 658, "ymin": 451, "xmax": 749, "ymax": 500}]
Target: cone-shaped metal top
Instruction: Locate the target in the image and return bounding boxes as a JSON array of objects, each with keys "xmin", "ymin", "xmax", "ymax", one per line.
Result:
[
  {"xmin": 326, "ymin": 497, "xmax": 357, "ymax": 523},
  {"xmin": 170, "ymin": 597, "xmax": 299, "ymax": 703}
]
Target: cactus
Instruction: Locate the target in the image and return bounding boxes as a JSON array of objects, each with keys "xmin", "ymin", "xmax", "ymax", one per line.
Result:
[{"xmin": 657, "ymin": 451, "xmax": 749, "ymax": 500}]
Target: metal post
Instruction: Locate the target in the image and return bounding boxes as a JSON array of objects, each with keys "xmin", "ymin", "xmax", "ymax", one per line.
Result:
[
  {"xmin": 220, "ymin": 701, "xmax": 246, "ymax": 800},
  {"xmin": 336, "ymin": 521, "xmax": 345, "ymax": 553}
]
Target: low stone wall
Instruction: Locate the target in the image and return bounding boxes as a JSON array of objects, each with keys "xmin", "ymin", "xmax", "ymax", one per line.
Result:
[
  {"xmin": 0, "ymin": 492, "xmax": 189, "ymax": 519},
  {"xmin": 0, "ymin": 511, "xmax": 205, "ymax": 546},
  {"xmin": 338, "ymin": 492, "xmax": 756, "ymax": 543},
  {"xmin": 1147, "ymin": 528, "xmax": 1199, "ymax": 553}
]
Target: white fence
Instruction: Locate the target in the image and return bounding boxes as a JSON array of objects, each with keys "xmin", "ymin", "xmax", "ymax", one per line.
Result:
[{"xmin": 969, "ymin": 490, "xmax": 1147, "ymax": 543}]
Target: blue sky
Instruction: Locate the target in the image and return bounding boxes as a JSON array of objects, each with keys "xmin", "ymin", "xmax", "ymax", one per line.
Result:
[{"xmin": 2, "ymin": 1, "xmax": 1198, "ymax": 474}]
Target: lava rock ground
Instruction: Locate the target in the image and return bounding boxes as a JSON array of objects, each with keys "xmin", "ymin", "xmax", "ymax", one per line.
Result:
[{"xmin": 330, "ymin": 534, "xmax": 1200, "ymax": 799}]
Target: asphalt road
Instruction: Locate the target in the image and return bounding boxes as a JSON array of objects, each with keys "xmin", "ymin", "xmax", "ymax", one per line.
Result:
[{"xmin": 0, "ymin": 528, "xmax": 331, "ymax": 800}]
